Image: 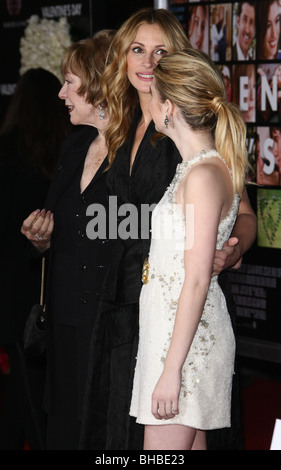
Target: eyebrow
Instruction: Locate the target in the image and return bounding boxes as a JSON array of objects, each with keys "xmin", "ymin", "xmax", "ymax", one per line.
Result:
[{"xmin": 130, "ymin": 41, "xmax": 166, "ymax": 48}]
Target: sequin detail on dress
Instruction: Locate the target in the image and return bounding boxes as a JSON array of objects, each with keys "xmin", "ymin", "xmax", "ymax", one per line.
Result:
[{"xmin": 130, "ymin": 150, "xmax": 239, "ymax": 429}]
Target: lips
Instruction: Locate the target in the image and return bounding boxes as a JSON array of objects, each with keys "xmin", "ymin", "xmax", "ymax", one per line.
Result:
[
  {"xmin": 242, "ymin": 33, "xmax": 251, "ymax": 44},
  {"xmin": 67, "ymin": 105, "xmax": 74, "ymax": 113},
  {"xmin": 269, "ymin": 39, "xmax": 277, "ymax": 50},
  {"xmin": 137, "ymin": 73, "xmax": 154, "ymax": 80}
]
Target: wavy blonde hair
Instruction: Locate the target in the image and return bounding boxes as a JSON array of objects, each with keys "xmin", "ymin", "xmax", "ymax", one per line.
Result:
[
  {"xmin": 154, "ymin": 49, "xmax": 248, "ymax": 196},
  {"xmin": 101, "ymin": 8, "xmax": 190, "ymax": 167}
]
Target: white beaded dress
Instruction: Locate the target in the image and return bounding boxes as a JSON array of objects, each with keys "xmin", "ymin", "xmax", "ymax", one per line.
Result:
[{"xmin": 130, "ymin": 150, "xmax": 240, "ymax": 430}]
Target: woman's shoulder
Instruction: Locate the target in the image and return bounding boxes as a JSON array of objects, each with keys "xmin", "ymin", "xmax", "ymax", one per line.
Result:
[
  {"xmin": 183, "ymin": 156, "xmax": 233, "ymax": 210},
  {"xmin": 185, "ymin": 152, "xmax": 229, "ymax": 185}
]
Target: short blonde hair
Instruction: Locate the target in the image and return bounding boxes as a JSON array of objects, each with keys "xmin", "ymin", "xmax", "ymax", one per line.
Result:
[
  {"xmin": 61, "ymin": 29, "xmax": 115, "ymax": 104},
  {"xmin": 154, "ymin": 49, "xmax": 248, "ymax": 195}
]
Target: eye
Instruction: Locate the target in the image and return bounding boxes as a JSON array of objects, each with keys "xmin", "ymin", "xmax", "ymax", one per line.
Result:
[
  {"xmin": 132, "ymin": 46, "xmax": 144, "ymax": 54},
  {"xmin": 155, "ymin": 48, "xmax": 167, "ymax": 56},
  {"xmin": 64, "ymin": 75, "xmax": 73, "ymax": 85}
]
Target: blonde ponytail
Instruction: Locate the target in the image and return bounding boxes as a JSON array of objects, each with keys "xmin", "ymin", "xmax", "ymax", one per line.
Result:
[
  {"xmin": 214, "ymin": 100, "xmax": 248, "ymax": 195},
  {"xmin": 154, "ymin": 49, "xmax": 249, "ymax": 196}
]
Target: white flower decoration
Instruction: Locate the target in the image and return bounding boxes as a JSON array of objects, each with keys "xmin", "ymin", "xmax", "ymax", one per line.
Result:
[{"xmin": 20, "ymin": 15, "xmax": 72, "ymax": 82}]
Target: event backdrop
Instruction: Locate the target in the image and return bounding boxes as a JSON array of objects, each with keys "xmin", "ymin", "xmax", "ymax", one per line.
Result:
[
  {"xmin": 0, "ymin": 0, "xmax": 280, "ymax": 359},
  {"xmin": 170, "ymin": 1, "xmax": 281, "ymax": 359},
  {"xmin": 0, "ymin": 0, "xmax": 152, "ymax": 122},
  {"xmin": 0, "ymin": 0, "xmax": 94, "ymax": 122}
]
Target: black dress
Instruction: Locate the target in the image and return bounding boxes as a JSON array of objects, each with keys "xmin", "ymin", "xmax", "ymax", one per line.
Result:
[
  {"xmin": 80, "ymin": 109, "xmax": 242, "ymax": 450},
  {"xmin": 40, "ymin": 126, "xmax": 113, "ymax": 449}
]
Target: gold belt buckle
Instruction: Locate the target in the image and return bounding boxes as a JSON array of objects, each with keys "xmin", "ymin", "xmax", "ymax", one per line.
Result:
[{"xmin": 142, "ymin": 257, "xmax": 150, "ymax": 284}]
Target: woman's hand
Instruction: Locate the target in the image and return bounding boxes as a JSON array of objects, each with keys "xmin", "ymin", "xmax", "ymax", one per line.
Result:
[
  {"xmin": 151, "ymin": 369, "xmax": 181, "ymax": 420},
  {"xmin": 21, "ymin": 209, "xmax": 54, "ymax": 252}
]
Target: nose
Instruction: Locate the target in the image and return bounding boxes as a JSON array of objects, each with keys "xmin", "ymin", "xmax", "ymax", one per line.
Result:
[
  {"xmin": 142, "ymin": 52, "xmax": 157, "ymax": 69},
  {"xmin": 270, "ymin": 22, "xmax": 278, "ymax": 39},
  {"xmin": 245, "ymin": 20, "xmax": 250, "ymax": 33},
  {"xmin": 58, "ymin": 82, "xmax": 67, "ymax": 99}
]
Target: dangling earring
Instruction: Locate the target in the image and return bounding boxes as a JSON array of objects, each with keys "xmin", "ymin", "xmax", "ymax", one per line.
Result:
[
  {"xmin": 164, "ymin": 115, "xmax": 171, "ymax": 129},
  {"xmin": 98, "ymin": 104, "xmax": 105, "ymax": 120}
]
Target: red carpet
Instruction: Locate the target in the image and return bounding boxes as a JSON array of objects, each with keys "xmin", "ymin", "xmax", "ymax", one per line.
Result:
[
  {"xmin": 20, "ymin": 374, "xmax": 281, "ymax": 451},
  {"xmin": 241, "ymin": 376, "xmax": 281, "ymax": 450},
  {"xmin": 1, "ymin": 356, "xmax": 281, "ymax": 450}
]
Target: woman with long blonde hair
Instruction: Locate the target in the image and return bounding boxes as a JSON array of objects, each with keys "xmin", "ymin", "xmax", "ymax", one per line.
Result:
[
  {"xmin": 102, "ymin": 7, "xmax": 191, "ymax": 168},
  {"xmin": 81, "ymin": 8, "xmax": 256, "ymax": 451},
  {"xmin": 130, "ymin": 48, "xmax": 248, "ymax": 449}
]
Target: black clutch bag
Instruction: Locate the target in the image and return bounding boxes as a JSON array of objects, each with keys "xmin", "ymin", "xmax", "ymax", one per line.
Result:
[{"xmin": 23, "ymin": 257, "xmax": 47, "ymax": 355}]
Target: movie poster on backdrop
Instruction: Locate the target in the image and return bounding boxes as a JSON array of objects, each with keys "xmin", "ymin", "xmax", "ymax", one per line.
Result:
[{"xmin": 170, "ymin": 0, "xmax": 281, "ymax": 348}]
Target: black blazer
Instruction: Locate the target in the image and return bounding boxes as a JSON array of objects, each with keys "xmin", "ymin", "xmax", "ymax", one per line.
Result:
[
  {"xmin": 39, "ymin": 125, "xmax": 113, "ymax": 418},
  {"xmin": 39, "ymin": 126, "xmax": 111, "ymax": 312}
]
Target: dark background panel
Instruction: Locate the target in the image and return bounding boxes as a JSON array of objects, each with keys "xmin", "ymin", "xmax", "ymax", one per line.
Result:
[{"xmin": 0, "ymin": 0, "xmax": 153, "ymax": 123}]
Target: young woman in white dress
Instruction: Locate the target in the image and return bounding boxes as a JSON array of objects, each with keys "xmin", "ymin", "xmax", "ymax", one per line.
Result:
[{"xmin": 130, "ymin": 48, "xmax": 249, "ymax": 450}]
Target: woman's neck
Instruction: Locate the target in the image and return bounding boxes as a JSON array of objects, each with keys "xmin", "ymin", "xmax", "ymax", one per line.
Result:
[
  {"xmin": 172, "ymin": 127, "xmax": 215, "ymax": 163},
  {"xmin": 94, "ymin": 131, "xmax": 107, "ymax": 150},
  {"xmin": 138, "ymin": 92, "xmax": 153, "ymax": 128}
]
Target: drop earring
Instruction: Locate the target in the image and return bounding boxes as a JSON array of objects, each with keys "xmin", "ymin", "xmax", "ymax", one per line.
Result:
[
  {"xmin": 164, "ymin": 115, "xmax": 171, "ymax": 129},
  {"xmin": 98, "ymin": 104, "xmax": 105, "ymax": 120}
]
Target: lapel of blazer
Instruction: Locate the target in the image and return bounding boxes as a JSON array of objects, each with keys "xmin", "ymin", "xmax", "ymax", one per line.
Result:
[{"xmin": 45, "ymin": 126, "xmax": 98, "ymax": 211}]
